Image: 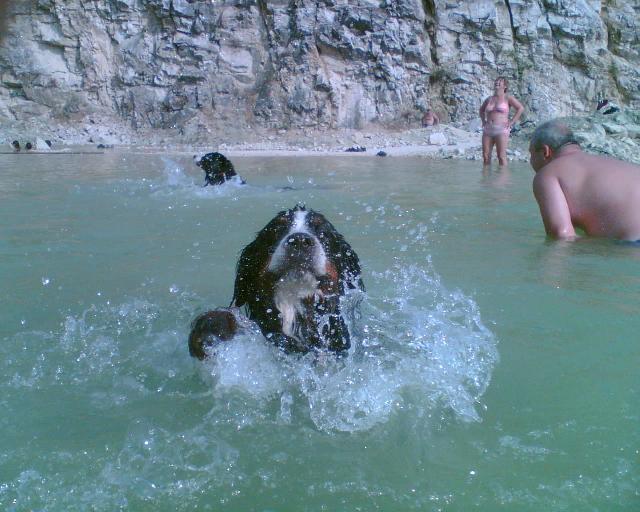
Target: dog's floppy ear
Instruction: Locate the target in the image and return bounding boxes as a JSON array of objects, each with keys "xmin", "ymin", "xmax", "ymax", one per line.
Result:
[
  {"xmin": 334, "ymin": 235, "xmax": 364, "ymax": 291},
  {"xmin": 232, "ymin": 210, "xmax": 290, "ymax": 307},
  {"xmin": 314, "ymin": 214, "xmax": 363, "ymax": 291},
  {"xmin": 231, "ymin": 238, "xmax": 262, "ymax": 307}
]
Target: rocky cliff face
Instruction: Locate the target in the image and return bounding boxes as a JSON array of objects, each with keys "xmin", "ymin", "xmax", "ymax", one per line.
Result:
[{"xmin": 0, "ymin": 0, "xmax": 638, "ymax": 141}]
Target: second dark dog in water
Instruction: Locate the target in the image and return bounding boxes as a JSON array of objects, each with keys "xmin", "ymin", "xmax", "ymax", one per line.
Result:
[{"xmin": 194, "ymin": 152, "xmax": 245, "ymax": 186}]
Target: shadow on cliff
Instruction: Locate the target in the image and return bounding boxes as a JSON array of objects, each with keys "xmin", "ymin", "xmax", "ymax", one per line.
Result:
[
  {"xmin": 0, "ymin": 0, "xmax": 19, "ymax": 42},
  {"xmin": 0, "ymin": 2, "xmax": 7, "ymax": 38}
]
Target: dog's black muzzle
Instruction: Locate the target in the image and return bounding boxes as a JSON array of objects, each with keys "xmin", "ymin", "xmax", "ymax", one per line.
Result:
[{"xmin": 283, "ymin": 232, "xmax": 317, "ymax": 266}]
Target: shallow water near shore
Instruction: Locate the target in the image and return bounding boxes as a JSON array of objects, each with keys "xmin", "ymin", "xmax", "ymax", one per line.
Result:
[{"xmin": 0, "ymin": 151, "xmax": 638, "ymax": 510}]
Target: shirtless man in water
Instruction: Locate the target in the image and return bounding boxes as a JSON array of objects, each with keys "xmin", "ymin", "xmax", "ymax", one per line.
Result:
[{"xmin": 530, "ymin": 119, "xmax": 640, "ymax": 241}]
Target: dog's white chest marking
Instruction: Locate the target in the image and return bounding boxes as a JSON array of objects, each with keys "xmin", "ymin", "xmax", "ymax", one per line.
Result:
[{"xmin": 274, "ymin": 272, "xmax": 321, "ymax": 340}]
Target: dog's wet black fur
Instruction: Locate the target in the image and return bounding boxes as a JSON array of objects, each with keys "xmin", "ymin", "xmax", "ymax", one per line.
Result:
[
  {"xmin": 195, "ymin": 152, "xmax": 245, "ymax": 186},
  {"xmin": 188, "ymin": 205, "xmax": 363, "ymax": 359}
]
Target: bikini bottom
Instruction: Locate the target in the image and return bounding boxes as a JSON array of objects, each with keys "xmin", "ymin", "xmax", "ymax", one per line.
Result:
[{"xmin": 483, "ymin": 123, "xmax": 510, "ymax": 138}]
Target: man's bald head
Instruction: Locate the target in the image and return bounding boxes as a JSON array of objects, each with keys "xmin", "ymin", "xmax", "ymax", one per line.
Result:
[{"xmin": 530, "ymin": 119, "xmax": 579, "ymax": 152}]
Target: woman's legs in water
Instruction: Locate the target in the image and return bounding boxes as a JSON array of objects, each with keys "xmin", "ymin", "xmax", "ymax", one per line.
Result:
[
  {"xmin": 495, "ymin": 133, "xmax": 509, "ymax": 166},
  {"xmin": 482, "ymin": 133, "xmax": 494, "ymax": 165}
]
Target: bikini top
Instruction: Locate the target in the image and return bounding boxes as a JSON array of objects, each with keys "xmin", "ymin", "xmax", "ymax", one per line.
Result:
[{"xmin": 486, "ymin": 97, "xmax": 509, "ymax": 114}]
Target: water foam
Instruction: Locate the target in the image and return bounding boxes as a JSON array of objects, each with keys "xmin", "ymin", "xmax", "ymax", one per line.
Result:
[
  {"xmin": 113, "ymin": 158, "xmax": 248, "ymax": 199},
  {"xmin": 202, "ymin": 261, "xmax": 498, "ymax": 432},
  {"xmin": 1, "ymin": 297, "xmax": 191, "ymax": 394}
]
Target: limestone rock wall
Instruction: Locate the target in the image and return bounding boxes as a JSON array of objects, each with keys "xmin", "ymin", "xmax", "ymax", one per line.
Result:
[{"xmin": 0, "ymin": 0, "xmax": 638, "ymax": 136}]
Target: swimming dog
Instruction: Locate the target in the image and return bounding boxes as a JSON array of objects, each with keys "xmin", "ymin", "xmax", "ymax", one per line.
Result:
[
  {"xmin": 194, "ymin": 152, "xmax": 245, "ymax": 186},
  {"xmin": 188, "ymin": 205, "xmax": 363, "ymax": 358}
]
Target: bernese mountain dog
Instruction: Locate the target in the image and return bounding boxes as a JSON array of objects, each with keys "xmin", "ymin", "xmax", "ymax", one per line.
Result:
[
  {"xmin": 189, "ymin": 205, "xmax": 364, "ymax": 359},
  {"xmin": 194, "ymin": 152, "xmax": 245, "ymax": 186}
]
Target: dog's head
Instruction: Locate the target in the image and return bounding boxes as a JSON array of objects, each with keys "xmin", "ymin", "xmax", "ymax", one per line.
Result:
[
  {"xmin": 232, "ymin": 205, "xmax": 363, "ymax": 353},
  {"xmin": 194, "ymin": 152, "xmax": 239, "ymax": 186}
]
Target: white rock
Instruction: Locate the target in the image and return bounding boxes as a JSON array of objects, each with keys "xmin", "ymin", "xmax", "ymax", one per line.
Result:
[
  {"xmin": 35, "ymin": 138, "xmax": 52, "ymax": 150},
  {"xmin": 429, "ymin": 132, "xmax": 448, "ymax": 145}
]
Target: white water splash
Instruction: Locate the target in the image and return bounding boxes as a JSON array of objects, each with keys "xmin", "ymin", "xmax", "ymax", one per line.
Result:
[{"xmin": 203, "ymin": 262, "xmax": 498, "ymax": 432}]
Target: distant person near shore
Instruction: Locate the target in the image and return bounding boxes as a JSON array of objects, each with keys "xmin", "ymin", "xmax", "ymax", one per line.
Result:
[
  {"xmin": 530, "ymin": 119, "xmax": 640, "ymax": 241},
  {"xmin": 479, "ymin": 77, "xmax": 524, "ymax": 166},
  {"xmin": 595, "ymin": 95, "xmax": 620, "ymax": 115},
  {"xmin": 422, "ymin": 109, "xmax": 439, "ymax": 127}
]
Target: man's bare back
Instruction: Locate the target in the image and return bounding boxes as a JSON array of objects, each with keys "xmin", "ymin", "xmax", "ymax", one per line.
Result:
[{"xmin": 530, "ymin": 120, "xmax": 640, "ymax": 240}]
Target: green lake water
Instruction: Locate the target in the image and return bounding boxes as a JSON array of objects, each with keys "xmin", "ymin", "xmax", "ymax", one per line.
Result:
[{"xmin": 0, "ymin": 150, "xmax": 638, "ymax": 510}]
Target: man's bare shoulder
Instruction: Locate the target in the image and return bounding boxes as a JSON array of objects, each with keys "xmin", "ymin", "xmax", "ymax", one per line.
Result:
[
  {"xmin": 587, "ymin": 153, "xmax": 640, "ymax": 173},
  {"xmin": 539, "ymin": 150, "xmax": 590, "ymax": 178},
  {"xmin": 532, "ymin": 164, "xmax": 561, "ymax": 198},
  {"xmin": 535, "ymin": 158, "xmax": 566, "ymax": 179},
  {"xmin": 563, "ymin": 150, "xmax": 640, "ymax": 176}
]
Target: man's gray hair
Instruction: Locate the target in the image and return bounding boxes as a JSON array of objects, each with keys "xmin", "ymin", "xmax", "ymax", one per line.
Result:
[{"xmin": 530, "ymin": 119, "xmax": 579, "ymax": 151}]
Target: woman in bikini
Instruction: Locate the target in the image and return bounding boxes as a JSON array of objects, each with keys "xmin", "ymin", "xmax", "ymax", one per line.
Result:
[{"xmin": 479, "ymin": 77, "xmax": 524, "ymax": 166}]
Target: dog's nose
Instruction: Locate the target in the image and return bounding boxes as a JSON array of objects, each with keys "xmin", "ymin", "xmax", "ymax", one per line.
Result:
[{"xmin": 286, "ymin": 232, "xmax": 315, "ymax": 250}]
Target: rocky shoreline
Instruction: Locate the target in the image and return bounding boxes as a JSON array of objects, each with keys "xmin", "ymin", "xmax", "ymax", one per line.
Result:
[
  {"xmin": 0, "ymin": 113, "xmax": 515, "ymax": 161},
  {"xmin": 2, "ymin": 110, "xmax": 639, "ymax": 165}
]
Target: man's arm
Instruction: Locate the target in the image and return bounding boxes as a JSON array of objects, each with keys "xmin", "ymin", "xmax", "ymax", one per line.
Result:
[{"xmin": 533, "ymin": 173, "xmax": 576, "ymax": 239}]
